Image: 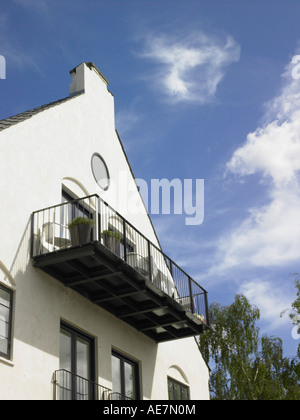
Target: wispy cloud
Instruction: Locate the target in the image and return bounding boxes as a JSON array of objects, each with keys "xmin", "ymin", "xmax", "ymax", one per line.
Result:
[
  {"xmin": 138, "ymin": 31, "xmax": 240, "ymax": 104},
  {"xmin": 0, "ymin": 8, "xmax": 43, "ymax": 75},
  {"xmin": 115, "ymin": 106, "xmax": 142, "ymax": 136}
]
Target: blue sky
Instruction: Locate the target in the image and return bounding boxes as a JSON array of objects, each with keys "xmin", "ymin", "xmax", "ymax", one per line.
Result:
[{"xmin": 1, "ymin": 0, "xmax": 300, "ymax": 357}]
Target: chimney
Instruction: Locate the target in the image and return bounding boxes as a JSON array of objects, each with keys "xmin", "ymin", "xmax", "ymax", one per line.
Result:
[{"xmin": 69, "ymin": 62, "xmax": 109, "ymax": 96}]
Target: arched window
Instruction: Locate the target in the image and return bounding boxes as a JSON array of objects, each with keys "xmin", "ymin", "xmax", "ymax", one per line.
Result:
[{"xmin": 167, "ymin": 365, "xmax": 190, "ymax": 400}]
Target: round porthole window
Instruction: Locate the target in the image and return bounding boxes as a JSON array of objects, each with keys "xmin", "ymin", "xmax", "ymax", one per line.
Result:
[{"xmin": 91, "ymin": 153, "xmax": 110, "ymax": 191}]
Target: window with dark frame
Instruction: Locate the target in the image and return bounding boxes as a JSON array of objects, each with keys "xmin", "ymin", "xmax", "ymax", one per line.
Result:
[
  {"xmin": 59, "ymin": 322, "xmax": 96, "ymax": 400},
  {"xmin": 111, "ymin": 350, "xmax": 140, "ymax": 400},
  {"xmin": 62, "ymin": 189, "xmax": 94, "ymax": 220},
  {"xmin": 61, "ymin": 188, "xmax": 95, "ymax": 241},
  {"xmin": 168, "ymin": 377, "xmax": 190, "ymax": 400},
  {"xmin": 0, "ymin": 284, "xmax": 13, "ymax": 360}
]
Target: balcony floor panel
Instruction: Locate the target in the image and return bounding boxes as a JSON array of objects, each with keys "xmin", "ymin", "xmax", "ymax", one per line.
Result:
[{"xmin": 32, "ymin": 241, "xmax": 206, "ymax": 342}]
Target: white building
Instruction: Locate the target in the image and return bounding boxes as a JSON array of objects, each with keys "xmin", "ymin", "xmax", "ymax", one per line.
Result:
[{"xmin": 0, "ymin": 62, "xmax": 210, "ymax": 400}]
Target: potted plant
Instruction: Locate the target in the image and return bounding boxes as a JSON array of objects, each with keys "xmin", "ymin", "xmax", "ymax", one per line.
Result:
[
  {"xmin": 68, "ymin": 217, "xmax": 95, "ymax": 246},
  {"xmin": 102, "ymin": 229, "xmax": 122, "ymax": 255}
]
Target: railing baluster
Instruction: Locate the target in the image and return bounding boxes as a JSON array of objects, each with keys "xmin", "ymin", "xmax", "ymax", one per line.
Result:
[
  {"xmin": 123, "ymin": 217, "xmax": 127, "ymax": 262},
  {"xmin": 188, "ymin": 276, "xmax": 194, "ymax": 314},
  {"xmin": 147, "ymin": 239, "xmax": 152, "ymax": 282},
  {"xmin": 30, "ymin": 212, "xmax": 35, "ymax": 258},
  {"xmin": 97, "ymin": 197, "xmax": 101, "ymax": 243},
  {"xmin": 53, "ymin": 369, "xmax": 120, "ymax": 401},
  {"xmin": 204, "ymin": 291, "xmax": 209, "ymax": 325}
]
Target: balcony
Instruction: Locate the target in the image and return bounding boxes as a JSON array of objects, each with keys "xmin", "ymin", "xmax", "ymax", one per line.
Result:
[
  {"xmin": 31, "ymin": 194, "xmax": 209, "ymax": 342},
  {"xmin": 53, "ymin": 369, "xmax": 132, "ymax": 400}
]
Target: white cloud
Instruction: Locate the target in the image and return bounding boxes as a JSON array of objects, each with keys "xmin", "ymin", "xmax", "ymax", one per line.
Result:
[
  {"xmin": 139, "ymin": 31, "xmax": 240, "ymax": 104},
  {"xmin": 216, "ymin": 55, "xmax": 300, "ymax": 270},
  {"xmin": 218, "ymin": 188, "xmax": 300, "ymax": 268},
  {"xmin": 239, "ymin": 280, "xmax": 293, "ymax": 332},
  {"xmin": 227, "ymin": 112, "xmax": 300, "ymax": 188},
  {"xmin": 228, "ymin": 56, "xmax": 300, "ymax": 186},
  {"xmin": 263, "ymin": 57, "xmax": 300, "ymax": 122}
]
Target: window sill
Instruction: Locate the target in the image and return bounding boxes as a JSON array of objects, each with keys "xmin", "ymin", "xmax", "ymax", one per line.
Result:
[{"xmin": 0, "ymin": 355, "xmax": 14, "ymax": 367}]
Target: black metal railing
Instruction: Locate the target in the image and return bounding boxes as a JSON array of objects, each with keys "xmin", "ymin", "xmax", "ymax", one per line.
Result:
[
  {"xmin": 31, "ymin": 194, "xmax": 209, "ymax": 326},
  {"xmin": 108, "ymin": 392, "xmax": 134, "ymax": 401},
  {"xmin": 53, "ymin": 369, "xmax": 112, "ymax": 400}
]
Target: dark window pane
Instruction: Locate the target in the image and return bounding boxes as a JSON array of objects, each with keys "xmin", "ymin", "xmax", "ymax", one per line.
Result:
[
  {"xmin": 112, "ymin": 355, "xmax": 122, "ymax": 395},
  {"xmin": 174, "ymin": 381, "xmax": 181, "ymax": 400},
  {"xmin": 124, "ymin": 361, "xmax": 136, "ymax": 399},
  {"xmin": 111, "ymin": 351, "xmax": 139, "ymax": 400},
  {"xmin": 168, "ymin": 379, "xmax": 174, "ymax": 400},
  {"xmin": 181, "ymin": 387, "xmax": 189, "ymax": 400},
  {"xmin": 168, "ymin": 377, "xmax": 190, "ymax": 401}
]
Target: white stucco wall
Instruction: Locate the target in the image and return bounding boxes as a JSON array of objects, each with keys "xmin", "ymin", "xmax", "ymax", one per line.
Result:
[{"xmin": 0, "ymin": 62, "xmax": 209, "ymax": 400}]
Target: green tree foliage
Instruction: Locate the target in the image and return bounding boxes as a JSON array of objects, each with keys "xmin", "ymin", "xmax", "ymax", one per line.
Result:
[
  {"xmin": 200, "ymin": 290, "xmax": 300, "ymax": 400},
  {"xmin": 281, "ymin": 277, "xmax": 300, "ymax": 357}
]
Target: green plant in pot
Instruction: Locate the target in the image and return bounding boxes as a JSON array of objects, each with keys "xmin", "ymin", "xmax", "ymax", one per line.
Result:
[
  {"xmin": 102, "ymin": 229, "xmax": 122, "ymax": 255},
  {"xmin": 68, "ymin": 217, "xmax": 95, "ymax": 246}
]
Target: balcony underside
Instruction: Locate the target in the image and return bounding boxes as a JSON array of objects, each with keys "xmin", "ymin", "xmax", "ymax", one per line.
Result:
[{"xmin": 32, "ymin": 241, "xmax": 207, "ymax": 342}]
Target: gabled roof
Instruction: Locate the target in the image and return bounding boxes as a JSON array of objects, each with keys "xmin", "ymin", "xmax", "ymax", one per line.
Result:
[{"xmin": 0, "ymin": 92, "xmax": 83, "ymax": 132}]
